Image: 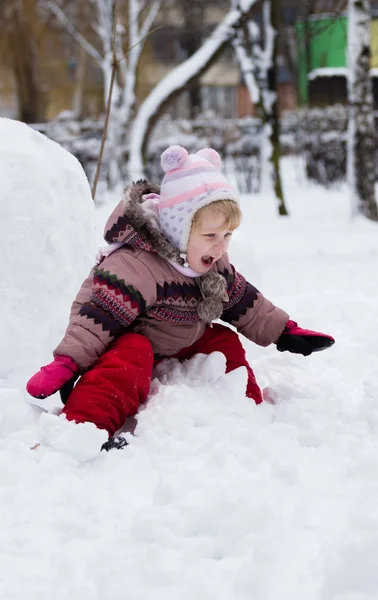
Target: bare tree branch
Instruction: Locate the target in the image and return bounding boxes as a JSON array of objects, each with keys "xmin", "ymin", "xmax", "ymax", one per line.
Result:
[
  {"xmin": 139, "ymin": 0, "xmax": 162, "ymax": 40},
  {"xmin": 92, "ymin": 2, "xmax": 119, "ymax": 200},
  {"xmin": 46, "ymin": 0, "xmax": 102, "ymax": 64},
  {"xmin": 91, "ymin": 2, "xmax": 163, "ymax": 197}
]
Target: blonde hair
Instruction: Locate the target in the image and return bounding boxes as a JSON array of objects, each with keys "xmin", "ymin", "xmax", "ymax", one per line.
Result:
[{"xmin": 192, "ymin": 200, "xmax": 242, "ymax": 232}]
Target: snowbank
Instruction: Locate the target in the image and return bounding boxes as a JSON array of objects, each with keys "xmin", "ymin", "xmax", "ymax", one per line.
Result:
[{"xmin": 0, "ymin": 118, "xmax": 96, "ymax": 388}]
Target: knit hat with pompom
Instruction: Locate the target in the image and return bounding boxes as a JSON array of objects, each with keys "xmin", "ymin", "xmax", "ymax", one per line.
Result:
[{"xmin": 157, "ymin": 145, "xmax": 239, "ymax": 254}]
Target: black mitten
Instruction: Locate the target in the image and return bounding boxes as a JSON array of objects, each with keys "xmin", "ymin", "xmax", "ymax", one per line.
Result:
[{"xmin": 277, "ymin": 320, "xmax": 335, "ymax": 357}]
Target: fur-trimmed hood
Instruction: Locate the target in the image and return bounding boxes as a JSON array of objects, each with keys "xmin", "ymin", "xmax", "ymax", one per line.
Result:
[
  {"xmin": 103, "ymin": 180, "xmax": 229, "ymax": 323},
  {"xmin": 104, "ymin": 180, "xmax": 186, "ymax": 266}
]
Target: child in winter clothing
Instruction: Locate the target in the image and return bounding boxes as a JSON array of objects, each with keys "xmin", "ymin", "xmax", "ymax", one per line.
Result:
[{"xmin": 27, "ymin": 146, "xmax": 334, "ymax": 450}]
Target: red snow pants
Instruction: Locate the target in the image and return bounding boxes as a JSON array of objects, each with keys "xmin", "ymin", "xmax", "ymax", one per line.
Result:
[{"xmin": 62, "ymin": 324, "xmax": 263, "ymax": 435}]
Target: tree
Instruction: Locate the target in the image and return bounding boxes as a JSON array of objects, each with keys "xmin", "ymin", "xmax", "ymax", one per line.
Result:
[
  {"xmin": 46, "ymin": 0, "xmax": 163, "ymax": 187},
  {"xmin": 0, "ymin": 0, "xmax": 44, "ymax": 123},
  {"xmin": 347, "ymin": 0, "xmax": 378, "ymax": 221},
  {"xmin": 128, "ymin": 0, "xmax": 260, "ymax": 180},
  {"xmin": 266, "ymin": 0, "xmax": 288, "ymax": 215},
  {"xmin": 181, "ymin": 0, "xmax": 206, "ymax": 118},
  {"xmin": 232, "ymin": 0, "xmax": 288, "ymax": 215}
]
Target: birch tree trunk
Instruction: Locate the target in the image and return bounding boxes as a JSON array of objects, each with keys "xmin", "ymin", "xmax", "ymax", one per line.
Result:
[
  {"xmin": 72, "ymin": 44, "xmax": 87, "ymax": 119},
  {"xmin": 268, "ymin": 0, "xmax": 288, "ymax": 215},
  {"xmin": 96, "ymin": 0, "xmax": 123, "ymax": 189},
  {"xmin": 233, "ymin": 0, "xmax": 288, "ymax": 215},
  {"xmin": 347, "ymin": 0, "xmax": 378, "ymax": 221}
]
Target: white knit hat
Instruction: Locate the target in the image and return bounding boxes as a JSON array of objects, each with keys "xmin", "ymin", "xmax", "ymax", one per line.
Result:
[{"xmin": 156, "ymin": 145, "xmax": 239, "ymax": 253}]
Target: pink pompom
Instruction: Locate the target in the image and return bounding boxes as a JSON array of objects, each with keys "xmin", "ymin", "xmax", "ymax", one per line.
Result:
[
  {"xmin": 196, "ymin": 148, "xmax": 221, "ymax": 169},
  {"xmin": 161, "ymin": 145, "xmax": 188, "ymax": 173}
]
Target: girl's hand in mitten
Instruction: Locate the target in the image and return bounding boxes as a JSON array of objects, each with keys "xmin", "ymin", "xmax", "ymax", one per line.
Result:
[
  {"xmin": 26, "ymin": 355, "xmax": 79, "ymax": 399},
  {"xmin": 277, "ymin": 320, "xmax": 335, "ymax": 356}
]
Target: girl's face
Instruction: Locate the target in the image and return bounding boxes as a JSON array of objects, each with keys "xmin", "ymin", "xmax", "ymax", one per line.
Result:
[{"xmin": 186, "ymin": 209, "xmax": 233, "ymax": 274}]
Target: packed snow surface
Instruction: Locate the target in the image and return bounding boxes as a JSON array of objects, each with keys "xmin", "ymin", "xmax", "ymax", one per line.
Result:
[{"xmin": 1, "ymin": 122, "xmax": 378, "ymax": 600}]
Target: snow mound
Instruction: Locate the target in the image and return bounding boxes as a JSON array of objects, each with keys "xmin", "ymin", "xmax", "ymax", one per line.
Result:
[
  {"xmin": 38, "ymin": 412, "xmax": 108, "ymax": 462},
  {"xmin": 0, "ymin": 118, "xmax": 96, "ymax": 388}
]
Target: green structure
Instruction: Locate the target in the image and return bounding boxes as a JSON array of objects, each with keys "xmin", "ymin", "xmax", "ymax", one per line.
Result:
[{"xmin": 296, "ymin": 14, "xmax": 348, "ymax": 105}]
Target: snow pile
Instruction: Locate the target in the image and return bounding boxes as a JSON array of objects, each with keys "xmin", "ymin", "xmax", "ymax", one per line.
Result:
[
  {"xmin": 0, "ymin": 118, "xmax": 96, "ymax": 388},
  {"xmin": 1, "ymin": 153, "xmax": 378, "ymax": 599}
]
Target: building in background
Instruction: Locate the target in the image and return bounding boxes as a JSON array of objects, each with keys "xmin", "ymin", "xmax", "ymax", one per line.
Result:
[{"xmin": 296, "ymin": 7, "xmax": 378, "ymax": 107}]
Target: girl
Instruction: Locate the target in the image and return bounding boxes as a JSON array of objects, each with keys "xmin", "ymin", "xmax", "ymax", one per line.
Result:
[{"xmin": 27, "ymin": 146, "xmax": 334, "ymax": 451}]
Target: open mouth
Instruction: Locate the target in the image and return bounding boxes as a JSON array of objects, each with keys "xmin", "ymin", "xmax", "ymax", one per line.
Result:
[{"xmin": 201, "ymin": 255, "xmax": 215, "ymax": 267}]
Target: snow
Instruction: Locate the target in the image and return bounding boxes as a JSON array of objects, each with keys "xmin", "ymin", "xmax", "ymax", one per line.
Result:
[
  {"xmin": 308, "ymin": 67, "xmax": 349, "ymax": 80},
  {"xmin": 1, "ymin": 124, "xmax": 378, "ymax": 599},
  {"xmin": 0, "ymin": 118, "xmax": 96, "ymax": 388},
  {"xmin": 308, "ymin": 67, "xmax": 378, "ymax": 80}
]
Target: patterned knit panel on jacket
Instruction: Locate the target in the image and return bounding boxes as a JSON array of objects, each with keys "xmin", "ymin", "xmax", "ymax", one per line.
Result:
[
  {"xmin": 79, "ymin": 267, "xmax": 146, "ymax": 335},
  {"xmin": 221, "ymin": 266, "xmax": 260, "ymax": 323},
  {"xmin": 105, "ymin": 215, "xmax": 155, "ymax": 252},
  {"xmin": 78, "ymin": 264, "xmax": 261, "ymax": 335},
  {"xmin": 147, "ymin": 281, "xmax": 203, "ymax": 323}
]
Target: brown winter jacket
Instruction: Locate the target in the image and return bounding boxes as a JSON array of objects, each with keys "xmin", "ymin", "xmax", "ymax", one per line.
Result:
[{"xmin": 54, "ymin": 181, "xmax": 289, "ymax": 370}]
